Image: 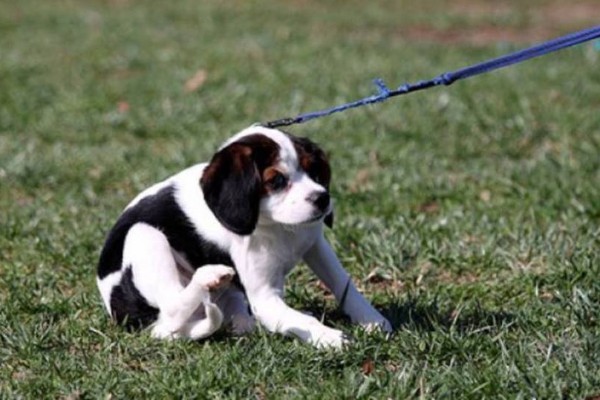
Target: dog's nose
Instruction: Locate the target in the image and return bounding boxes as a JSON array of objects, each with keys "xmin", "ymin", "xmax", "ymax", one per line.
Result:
[{"xmin": 307, "ymin": 191, "xmax": 330, "ymax": 212}]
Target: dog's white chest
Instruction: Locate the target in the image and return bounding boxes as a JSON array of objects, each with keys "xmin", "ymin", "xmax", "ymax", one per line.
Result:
[
  {"xmin": 229, "ymin": 225, "xmax": 319, "ymax": 286},
  {"xmin": 262, "ymin": 226, "xmax": 317, "ymax": 264}
]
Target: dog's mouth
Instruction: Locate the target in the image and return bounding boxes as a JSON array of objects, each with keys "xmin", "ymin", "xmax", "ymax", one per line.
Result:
[{"xmin": 304, "ymin": 205, "xmax": 333, "ymax": 224}]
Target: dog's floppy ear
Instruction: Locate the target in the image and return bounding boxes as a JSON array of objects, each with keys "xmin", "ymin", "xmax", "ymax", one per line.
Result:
[{"xmin": 201, "ymin": 143, "xmax": 261, "ymax": 235}]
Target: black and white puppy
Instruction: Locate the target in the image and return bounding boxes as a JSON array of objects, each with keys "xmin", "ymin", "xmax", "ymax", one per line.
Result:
[{"xmin": 97, "ymin": 126, "xmax": 391, "ymax": 348}]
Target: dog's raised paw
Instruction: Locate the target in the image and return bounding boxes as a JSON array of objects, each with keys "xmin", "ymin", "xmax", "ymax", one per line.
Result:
[{"xmin": 192, "ymin": 265, "xmax": 236, "ymax": 291}]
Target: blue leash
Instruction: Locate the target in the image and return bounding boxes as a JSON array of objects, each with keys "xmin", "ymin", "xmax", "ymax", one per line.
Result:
[{"xmin": 263, "ymin": 25, "xmax": 600, "ymax": 128}]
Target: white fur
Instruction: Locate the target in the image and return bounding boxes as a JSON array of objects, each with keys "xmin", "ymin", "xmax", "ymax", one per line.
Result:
[{"xmin": 97, "ymin": 127, "xmax": 391, "ymax": 348}]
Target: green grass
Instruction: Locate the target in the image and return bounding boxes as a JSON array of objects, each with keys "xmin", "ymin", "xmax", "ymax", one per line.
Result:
[{"xmin": 1, "ymin": 0, "xmax": 599, "ymax": 398}]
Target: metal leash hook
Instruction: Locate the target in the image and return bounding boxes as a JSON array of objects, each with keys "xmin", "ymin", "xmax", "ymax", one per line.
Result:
[{"xmin": 263, "ymin": 24, "xmax": 600, "ymax": 129}]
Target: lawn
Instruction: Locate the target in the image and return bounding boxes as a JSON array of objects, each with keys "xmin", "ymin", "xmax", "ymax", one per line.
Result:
[{"xmin": 1, "ymin": 0, "xmax": 599, "ymax": 398}]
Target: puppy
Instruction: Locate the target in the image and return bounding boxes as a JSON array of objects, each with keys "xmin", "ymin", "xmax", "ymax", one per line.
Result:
[{"xmin": 97, "ymin": 126, "xmax": 391, "ymax": 348}]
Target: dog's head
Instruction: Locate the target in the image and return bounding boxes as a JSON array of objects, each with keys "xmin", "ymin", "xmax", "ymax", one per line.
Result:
[{"xmin": 200, "ymin": 126, "xmax": 332, "ymax": 235}]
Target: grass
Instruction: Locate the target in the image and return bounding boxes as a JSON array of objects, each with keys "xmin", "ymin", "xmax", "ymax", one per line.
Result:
[{"xmin": 1, "ymin": 0, "xmax": 599, "ymax": 398}]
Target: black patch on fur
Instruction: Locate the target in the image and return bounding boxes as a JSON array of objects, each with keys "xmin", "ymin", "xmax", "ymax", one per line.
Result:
[
  {"xmin": 109, "ymin": 267, "xmax": 159, "ymax": 330},
  {"xmin": 97, "ymin": 185, "xmax": 233, "ymax": 280}
]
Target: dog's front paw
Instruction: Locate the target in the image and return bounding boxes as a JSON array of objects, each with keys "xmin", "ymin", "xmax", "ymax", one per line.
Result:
[
  {"xmin": 362, "ymin": 317, "xmax": 392, "ymax": 334},
  {"xmin": 311, "ymin": 327, "xmax": 349, "ymax": 350}
]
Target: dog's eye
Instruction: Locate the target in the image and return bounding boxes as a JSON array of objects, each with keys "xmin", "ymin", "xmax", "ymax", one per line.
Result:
[{"xmin": 269, "ymin": 173, "xmax": 288, "ymax": 191}]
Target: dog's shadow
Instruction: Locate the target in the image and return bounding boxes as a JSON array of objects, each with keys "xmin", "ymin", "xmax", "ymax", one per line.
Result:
[
  {"xmin": 205, "ymin": 298, "xmax": 516, "ymax": 344},
  {"xmin": 299, "ymin": 298, "xmax": 516, "ymax": 334},
  {"xmin": 379, "ymin": 299, "xmax": 516, "ymax": 333}
]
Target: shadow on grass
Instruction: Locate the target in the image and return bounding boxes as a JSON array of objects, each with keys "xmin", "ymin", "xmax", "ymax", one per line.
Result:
[
  {"xmin": 379, "ymin": 298, "xmax": 517, "ymax": 333},
  {"xmin": 293, "ymin": 297, "xmax": 516, "ymax": 335},
  {"xmin": 189, "ymin": 297, "xmax": 518, "ymax": 345}
]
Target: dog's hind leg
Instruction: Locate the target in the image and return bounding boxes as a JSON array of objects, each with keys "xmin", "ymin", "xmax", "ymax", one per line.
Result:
[
  {"xmin": 150, "ymin": 264, "xmax": 236, "ymax": 340},
  {"xmin": 123, "ymin": 223, "xmax": 234, "ymax": 339},
  {"xmin": 171, "ymin": 267, "xmax": 238, "ymax": 340}
]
